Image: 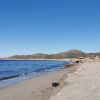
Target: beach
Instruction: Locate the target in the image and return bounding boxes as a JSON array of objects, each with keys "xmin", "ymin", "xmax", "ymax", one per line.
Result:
[
  {"xmin": 1, "ymin": 61, "xmax": 100, "ymax": 100},
  {"xmin": 0, "ymin": 64, "xmax": 76, "ymax": 100},
  {"xmin": 51, "ymin": 62, "xmax": 100, "ymax": 100}
]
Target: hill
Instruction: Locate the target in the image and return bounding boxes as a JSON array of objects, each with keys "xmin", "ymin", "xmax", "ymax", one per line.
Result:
[
  {"xmin": 59, "ymin": 49, "xmax": 86, "ymax": 58},
  {"xmin": 6, "ymin": 49, "xmax": 87, "ymax": 59}
]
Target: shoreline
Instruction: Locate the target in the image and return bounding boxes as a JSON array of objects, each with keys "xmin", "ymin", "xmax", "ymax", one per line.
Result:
[
  {"xmin": 0, "ymin": 64, "xmax": 77, "ymax": 100},
  {"xmin": 0, "ymin": 62, "xmax": 73, "ymax": 88}
]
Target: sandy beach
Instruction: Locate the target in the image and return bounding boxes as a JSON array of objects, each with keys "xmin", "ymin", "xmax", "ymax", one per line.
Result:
[
  {"xmin": 51, "ymin": 62, "xmax": 100, "ymax": 100},
  {"xmin": 0, "ymin": 64, "xmax": 76, "ymax": 100},
  {"xmin": 1, "ymin": 61, "xmax": 100, "ymax": 100}
]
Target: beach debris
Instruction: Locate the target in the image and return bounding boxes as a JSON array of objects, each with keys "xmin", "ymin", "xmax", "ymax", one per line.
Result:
[
  {"xmin": 52, "ymin": 82, "xmax": 60, "ymax": 87},
  {"xmin": 75, "ymin": 60, "xmax": 83, "ymax": 63},
  {"xmin": 75, "ymin": 61, "xmax": 80, "ymax": 63}
]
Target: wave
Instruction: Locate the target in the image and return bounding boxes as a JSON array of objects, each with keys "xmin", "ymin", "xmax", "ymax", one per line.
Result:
[{"xmin": 0, "ymin": 75, "xmax": 19, "ymax": 81}]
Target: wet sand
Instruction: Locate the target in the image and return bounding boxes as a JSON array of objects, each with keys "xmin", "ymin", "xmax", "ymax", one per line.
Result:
[{"xmin": 0, "ymin": 64, "xmax": 76, "ymax": 100}]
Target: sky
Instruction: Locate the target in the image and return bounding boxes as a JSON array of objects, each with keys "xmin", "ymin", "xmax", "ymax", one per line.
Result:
[{"xmin": 0, "ymin": 0, "xmax": 100, "ymax": 57}]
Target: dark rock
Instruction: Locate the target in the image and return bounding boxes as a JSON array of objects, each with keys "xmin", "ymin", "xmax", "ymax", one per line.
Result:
[{"xmin": 52, "ymin": 82, "xmax": 59, "ymax": 87}]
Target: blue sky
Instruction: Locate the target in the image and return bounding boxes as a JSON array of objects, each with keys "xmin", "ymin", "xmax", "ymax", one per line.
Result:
[{"xmin": 0, "ymin": 0, "xmax": 100, "ymax": 57}]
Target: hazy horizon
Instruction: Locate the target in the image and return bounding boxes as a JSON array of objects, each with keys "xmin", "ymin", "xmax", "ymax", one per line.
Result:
[{"xmin": 0, "ymin": 0, "xmax": 100, "ymax": 57}]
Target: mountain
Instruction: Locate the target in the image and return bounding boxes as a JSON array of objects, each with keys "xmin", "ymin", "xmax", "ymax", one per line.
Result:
[
  {"xmin": 59, "ymin": 49, "xmax": 86, "ymax": 58},
  {"xmin": 6, "ymin": 49, "xmax": 87, "ymax": 59}
]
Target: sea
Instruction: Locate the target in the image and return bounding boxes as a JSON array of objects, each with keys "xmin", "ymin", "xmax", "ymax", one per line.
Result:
[{"xmin": 0, "ymin": 60, "xmax": 70, "ymax": 88}]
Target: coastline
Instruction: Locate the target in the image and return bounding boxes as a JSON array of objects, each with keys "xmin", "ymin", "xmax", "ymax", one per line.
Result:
[
  {"xmin": 0, "ymin": 63, "xmax": 77, "ymax": 100},
  {"xmin": 0, "ymin": 60, "xmax": 72, "ymax": 88}
]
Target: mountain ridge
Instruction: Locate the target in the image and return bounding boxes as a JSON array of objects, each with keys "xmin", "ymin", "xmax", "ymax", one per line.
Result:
[{"xmin": 1, "ymin": 49, "xmax": 100, "ymax": 59}]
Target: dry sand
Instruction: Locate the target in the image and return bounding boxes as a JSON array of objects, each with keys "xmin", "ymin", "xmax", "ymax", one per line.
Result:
[
  {"xmin": 51, "ymin": 62, "xmax": 100, "ymax": 100},
  {"xmin": 0, "ymin": 65, "xmax": 76, "ymax": 100}
]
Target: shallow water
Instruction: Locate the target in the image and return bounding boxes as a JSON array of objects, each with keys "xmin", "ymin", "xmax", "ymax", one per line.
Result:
[{"xmin": 0, "ymin": 60, "xmax": 69, "ymax": 87}]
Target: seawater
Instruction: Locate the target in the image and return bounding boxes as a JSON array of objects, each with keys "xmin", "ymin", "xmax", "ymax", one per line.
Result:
[{"xmin": 0, "ymin": 60, "xmax": 69, "ymax": 88}]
